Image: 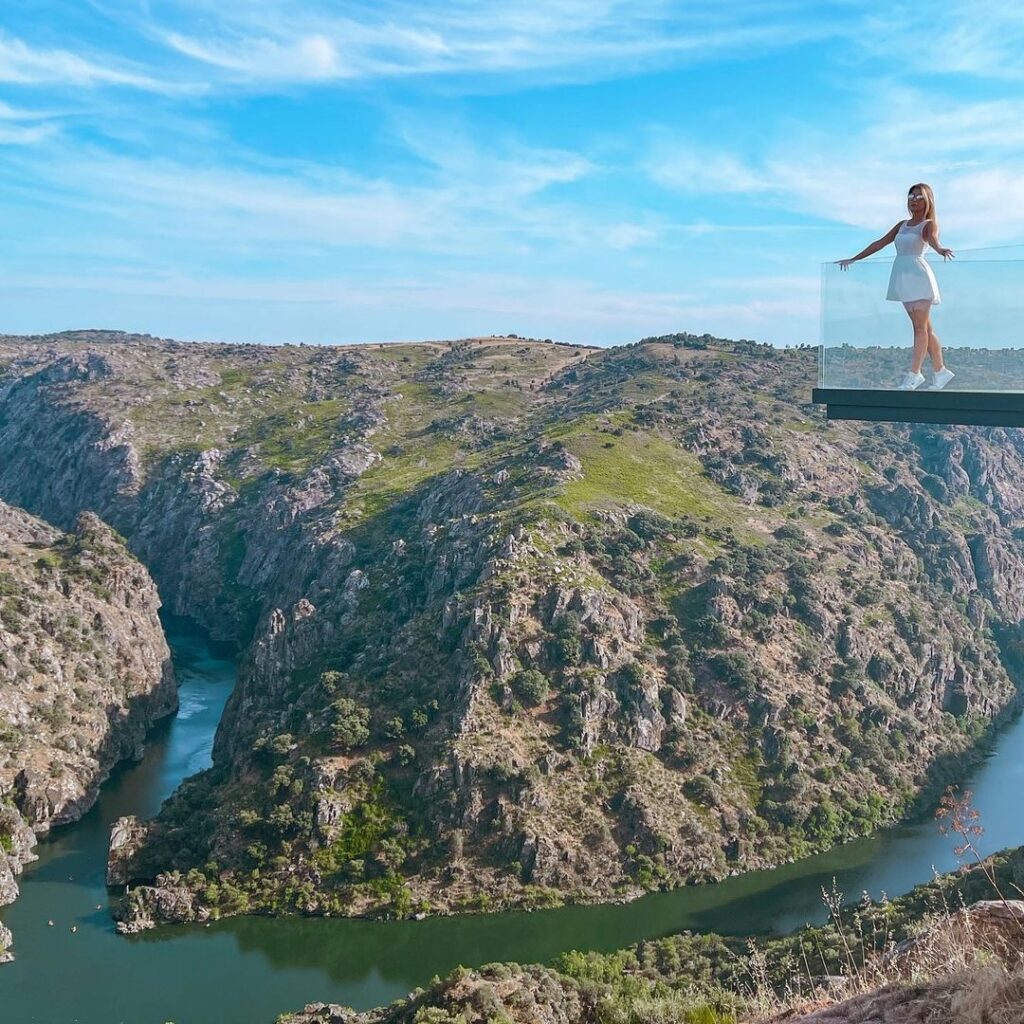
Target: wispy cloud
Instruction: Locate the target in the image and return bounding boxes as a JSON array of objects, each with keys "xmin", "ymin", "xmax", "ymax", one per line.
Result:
[
  {"xmin": 0, "ymin": 121, "xmax": 612, "ymax": 261},
  {"xmin": 391, "ymin": 112, "xmax": 596, "ymax": 199},
  {"xmin": 646, "ymin": 144, "xmax": 770, "ymax": 195},
  {"xmin": 0, "ymin": 32, "xmax": 174, "ymax": 92},
  {"xmin": 12, "ymin": 148, "xmax": 456, "ymax": 251},
  {"xmin": 0, "ymin": 99, "xmax": 51, "ymax": 120},
  {"xmin": 0, "ymin": 97, "xmax": 62, "ymax": 145},
  {"xmin": 646, "ymin": 81, "xmax": 1024, "ymax": 246},
  {"xmin": 143, "ymin": 0, "xmax": 843, "ymax": 88},
  {"xmin": 860, "ymin": 3, "xmax": 1024, "ymax": 81},
  {"xmin": 162, "ymin": 30, "xmax": 343, "ymax": 82},
  {"xmin": 0, "ymin": 122, "xmax": 58, "ymax": 145}
]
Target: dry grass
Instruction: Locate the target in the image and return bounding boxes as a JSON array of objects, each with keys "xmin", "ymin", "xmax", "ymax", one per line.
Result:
[
  {"xmin": 744, "ymin": 789, "xmax": 1024, "ymax": 1024},
  {"xmin": 757, "ymin": 967, "xmax": 1024, "ymax": 1023}
]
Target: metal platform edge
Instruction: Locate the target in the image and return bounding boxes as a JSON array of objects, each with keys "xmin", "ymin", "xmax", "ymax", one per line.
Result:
[{"xmin": 811, "ymin": 388, "xmax": 1024, "ymax": 428}]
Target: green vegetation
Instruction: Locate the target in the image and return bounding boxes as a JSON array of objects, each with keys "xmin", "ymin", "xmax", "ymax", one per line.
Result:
[
  {"xmin": 550, "ymin": 417, "xmax": 750, "ymax": 529},
  {"xmin": 329, "ymin": 698, "xmax": 371, "ymax": 750},
  {"xmin": 509, "ymin": 668, "xmax": 549, "ymax": 706},
  {"xmin": 232, "ymin": 398, "xmax": 349, "ymax": 474},
  {"xmin": 312, "ymin": 798, "xmax": 395, "ymax": 877}
]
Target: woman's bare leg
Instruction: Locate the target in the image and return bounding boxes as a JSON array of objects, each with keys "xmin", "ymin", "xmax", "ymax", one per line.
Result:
[
  {"xmin": 926, "ymin": 318, "xmax": 945, "ymax": 371},
  {"xmin": 908, "ymin": 307, "xmax": 930, "ymax": 373}
]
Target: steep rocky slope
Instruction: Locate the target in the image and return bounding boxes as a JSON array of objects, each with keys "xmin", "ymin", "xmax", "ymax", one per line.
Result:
[
  {"xmin": 1, "ymin": 330, "xmax": 1023, "ymax": 929},
  {"xmin": 0, "ymin": 499, "xmax": 175, "ymax": 944}
]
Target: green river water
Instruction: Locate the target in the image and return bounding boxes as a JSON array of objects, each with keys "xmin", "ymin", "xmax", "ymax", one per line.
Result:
[{"xmin": 2, "ymin": 617, "xmax": 1024, "ymax": 1024}]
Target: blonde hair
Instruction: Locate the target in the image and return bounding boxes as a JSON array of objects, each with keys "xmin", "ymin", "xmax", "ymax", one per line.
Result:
[{"xmin": 908, "ymin": 182, "xmax": 938, "ymax": 232}]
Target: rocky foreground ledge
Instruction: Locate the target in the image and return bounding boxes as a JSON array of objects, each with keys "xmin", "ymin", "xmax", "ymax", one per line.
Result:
[{"xmin": 0, "ymin": 500, "xmax": 176, "ymax": 957}]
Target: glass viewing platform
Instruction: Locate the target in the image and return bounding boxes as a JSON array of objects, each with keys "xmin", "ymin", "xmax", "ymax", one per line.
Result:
[{"xmin": 812, "ymin": 248, "xmax": 1024, "ymax": 426}]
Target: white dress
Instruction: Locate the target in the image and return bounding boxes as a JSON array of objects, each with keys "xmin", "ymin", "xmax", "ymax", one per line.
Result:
[{"xmin": 886, "ymin": 219, "xmax": 941, "ymax": 304}]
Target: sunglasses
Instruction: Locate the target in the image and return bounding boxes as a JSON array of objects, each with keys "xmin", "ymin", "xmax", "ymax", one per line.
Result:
[{"xmin": 908, "ymin": 194, "xmax": 926, "ymax": 201}]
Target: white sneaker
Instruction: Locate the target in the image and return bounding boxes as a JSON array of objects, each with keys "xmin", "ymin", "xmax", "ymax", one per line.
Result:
[
  {"xmin": 928, "ymin": 367, "xmax": 955, "ymax": 391},
  {"xmin": 897, "ymin": 371, "xmax": 925, "ymax": 391}
]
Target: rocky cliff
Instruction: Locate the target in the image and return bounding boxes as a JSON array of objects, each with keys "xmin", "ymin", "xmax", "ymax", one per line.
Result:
[
  {"xmin": 0, "ymin": 498, "xmax": 175, "ymax": 949},
  {"xmin": 1, "ymin": 330, "xmax": 1023, "ymax": 930}
]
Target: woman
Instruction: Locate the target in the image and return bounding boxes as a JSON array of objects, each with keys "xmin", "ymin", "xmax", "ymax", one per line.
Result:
[{"xmin": 838, "ymin": 184, "xmax": 955, "ymax": 390}]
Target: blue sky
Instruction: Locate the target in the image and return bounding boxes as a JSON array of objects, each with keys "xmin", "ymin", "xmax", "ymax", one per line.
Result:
[{"xmin": 2, "ymin": 1, "xmax": 1024, "ymax": 347}]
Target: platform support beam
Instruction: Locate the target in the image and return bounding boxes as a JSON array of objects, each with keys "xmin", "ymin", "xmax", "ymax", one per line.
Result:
[{"xmin": 811, "ymin": 388, "xmax": 1024, "ymax": 428}]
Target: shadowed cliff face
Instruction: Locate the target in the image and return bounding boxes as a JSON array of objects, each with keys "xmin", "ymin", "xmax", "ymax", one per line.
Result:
[
  {"xmin": 1, "ymin": 330, "xmax": 1023, "ymax": 927},
  {"xmin": 0, "ymin": 498, "xmax": 175, "ymax": 929}
]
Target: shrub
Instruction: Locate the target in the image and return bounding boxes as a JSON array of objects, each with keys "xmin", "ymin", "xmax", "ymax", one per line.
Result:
[
  {"xmin": 692, "ymin": 615, "xmax": 729, "ymax": 648},
  {"xmin": 665, "ymin": 645, "xmax": 695, "ymax": 692},
  {"xmin": 552, "ymin": 613, "xmax": 583, "ymax": 667},
  {"xmin": 830, "ymin": 660, "xmax": 867, "ymax": 698},
  {"xmin": 686, "ymin": 774, "xmax": 718, "ymax": 806},
  {"xmin": 773, "ymin": 523, "xmax": 807, "ymax": 545},
  {"xmin": 330, "ymin": 699, "xmax": 370, "ymax": 750},
  {"xmin": 855, "ymin": 583, "xmax": 884, "ymax": 606},
  {"xmin": 708, "ymin": 652, "xmax": 758, "ymax": 697},
  {"xmin": 319, "ymin": 670, "xmax": 347, "ymax": 695},
  {"xmin": 382, "ymin": 716, "xmax": 406, "ymax": 740},
  {"xmin": 270, "ymin": 733, "xmax": 294, "ymax": 757},
  {"xmin": 621, "ymin": 660, "xmax": 647, "ymax": 688},
  {"xmin": 628, "ymin": 508, "xmax": 673, "ymax": 541},
  {"xmin": 510, "ymin": 669, "xmax": 549, "ymax": 706}
]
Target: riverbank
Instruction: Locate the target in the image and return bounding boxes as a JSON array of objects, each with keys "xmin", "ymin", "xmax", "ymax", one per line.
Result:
[
  {"xmin": 3, "ymin": 621, "xmax": 1024, "ymax": 1023},
  {"xmin": 281, "ymin": 844, "xmax": 1024, "ymax": 1024}
]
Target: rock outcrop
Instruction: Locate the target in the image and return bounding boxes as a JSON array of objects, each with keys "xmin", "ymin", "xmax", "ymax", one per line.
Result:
[
  {"xmin": 0, "ymin": 499, "xmax": 175, "ymax": 939},
  {"xmin": 279, "ymin": 964, "xmax": 591, "ymax": 1024},
  {"xmin": 112, "ymin": 874, "xmax": 210, "ymax": 934},
  {"xmin": 106, "ymin": 815, "xmax": 148, "ymax": 886}
]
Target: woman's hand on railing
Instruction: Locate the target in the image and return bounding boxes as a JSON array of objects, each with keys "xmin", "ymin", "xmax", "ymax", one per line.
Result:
[
  {"xmin": 938, "ymin": 247, "xmax": 954, "ymax": 261},
  {"xmin": 836, "ymin": 259, "xmax": 855, "ymax": 271}
]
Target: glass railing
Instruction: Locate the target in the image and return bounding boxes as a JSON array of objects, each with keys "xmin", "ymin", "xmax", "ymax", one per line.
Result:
[{"xmin": 819, "ymin": 248, "xmax": 1024, "ymax": 391}]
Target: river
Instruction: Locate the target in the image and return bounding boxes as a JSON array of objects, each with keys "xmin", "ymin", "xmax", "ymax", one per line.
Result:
[{"xmin": 2, "ymin": 618, "xmax": 1024, "ymax": 1024}]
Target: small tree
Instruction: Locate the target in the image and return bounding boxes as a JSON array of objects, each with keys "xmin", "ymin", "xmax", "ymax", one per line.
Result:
[
  {"xmin": 330, "ymin": 698, "xmax": 370, "ymax": 750},
  {"xmin": 511, "ymin": 669, "xmax": 550, "ymax": 706},
  {"xmin": 552, "ymin": 613, "xmax": 583, "ymax": 667}
]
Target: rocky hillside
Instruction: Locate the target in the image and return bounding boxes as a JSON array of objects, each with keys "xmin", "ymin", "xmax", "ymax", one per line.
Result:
[
  {"xmin": 0, "ymin": 330, "xmax": 1023, "ymax": 930},
  {"xmin": 0, "ymin": 499, "xmax": 175, "ymax": 940}
]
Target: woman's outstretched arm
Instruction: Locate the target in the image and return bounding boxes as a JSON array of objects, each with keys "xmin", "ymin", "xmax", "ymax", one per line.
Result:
[
  {"xmin": 836, "ymin": 222, "xmax": 902, "ymax": 269},
  {"xmin": 923, "ymin": 221, "xmax": 954, "ymax": 260}
]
